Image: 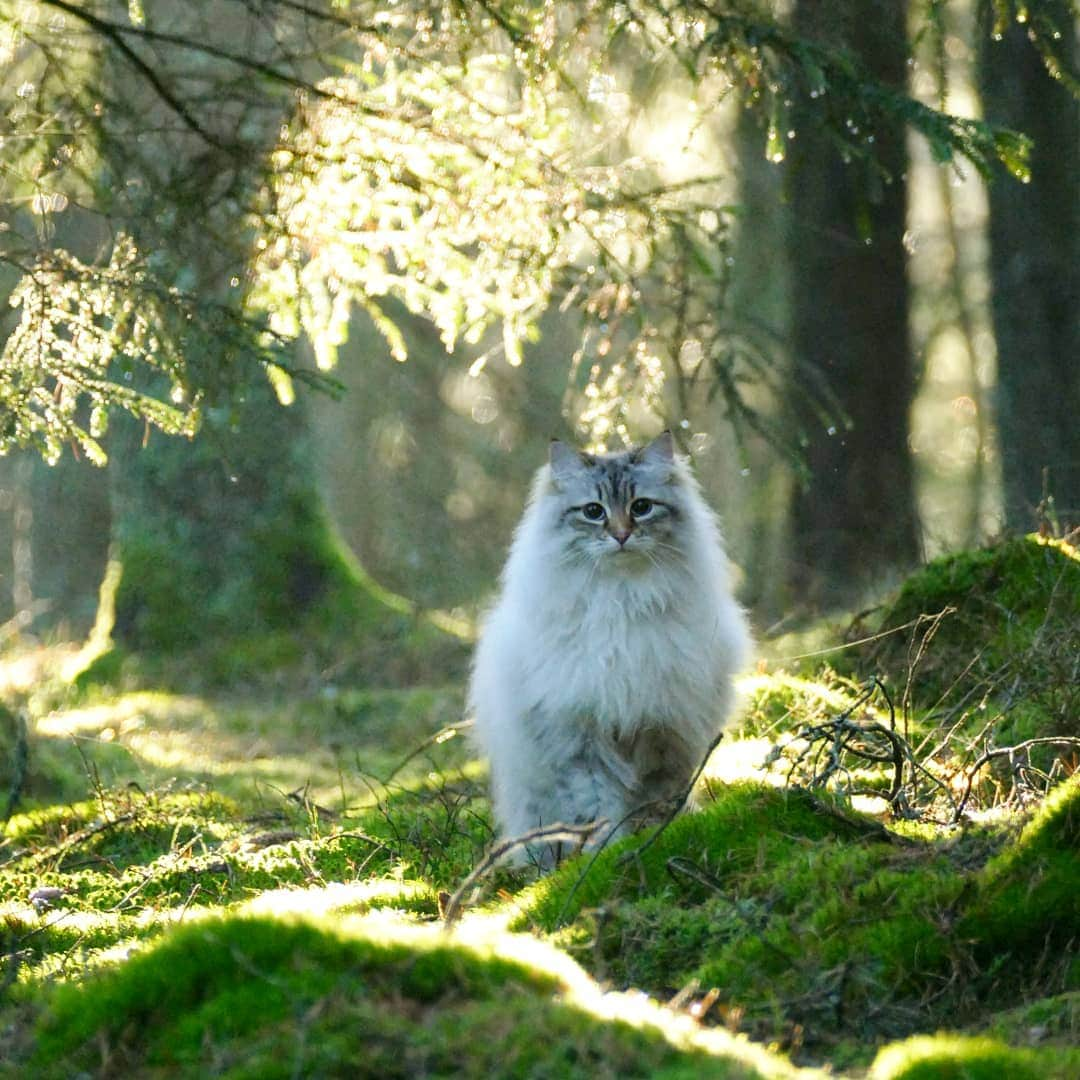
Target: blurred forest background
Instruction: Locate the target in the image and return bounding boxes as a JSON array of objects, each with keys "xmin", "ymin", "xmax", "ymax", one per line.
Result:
[{"xmin": 0, "ymin": 0, "xmax": 1076, "ymax": 666}]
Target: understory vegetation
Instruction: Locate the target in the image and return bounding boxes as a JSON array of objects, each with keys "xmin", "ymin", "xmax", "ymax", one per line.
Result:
[{"xmin": 2, "ymin": 535, "xmax": 1078, "ymax": 1078}]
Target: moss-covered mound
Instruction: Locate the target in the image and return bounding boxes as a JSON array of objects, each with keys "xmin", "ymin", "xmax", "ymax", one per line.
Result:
[
  {"xmin": 0, "ymin": 771, "xmax": 497, "ymax": 990},
  {"xmin": 961, "ymin": 772, "xmax": 1080, "ymax": 967},
  {"xmin": 22, "ymin": 912, "xmax": 790, "ymax": 1080},
  {"xmin": 860, "ymin": 535, "xmax": 1080, "ymax": 744},
  {"xmin": 516, "ymin": 785, "xmax": 954, "ymax": 1059},
  {"xmin": 868, "ymin": 1034, "xmax": 1047, "ymax": 1080},
  {"xmin": 513, "ymin": 778, "xmax": 1080, "ymax": 1068}
]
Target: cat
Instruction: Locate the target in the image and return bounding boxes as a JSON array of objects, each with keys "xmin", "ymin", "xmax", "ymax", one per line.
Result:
[{"xmin": 469, "ymin": 431, "xmax": 751, "ymax": 866}]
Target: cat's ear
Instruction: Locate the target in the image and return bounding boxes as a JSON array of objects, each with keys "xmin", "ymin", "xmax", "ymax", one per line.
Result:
[
  {"xmin": 637, "ymin": 430, "xmax": 676, "ymax": 473},
  {"xmin": 549, "ymin": 440, "xmax": 586, "ymax": 485}
]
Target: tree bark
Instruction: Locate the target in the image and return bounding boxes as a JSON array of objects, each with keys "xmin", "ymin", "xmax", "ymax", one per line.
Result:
[
  {"xmin": 978, "ymin": 3, "xmax": 1080, "ymax": 530},
  {"xmin": 787, "ymin": 0, "xmax": 920, "ymax": 604}
]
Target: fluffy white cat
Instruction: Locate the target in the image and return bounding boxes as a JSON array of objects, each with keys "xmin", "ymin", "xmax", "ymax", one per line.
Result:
[{"xmin": 469, "ymin": 432, "xmax": 751, "ymax": 865}]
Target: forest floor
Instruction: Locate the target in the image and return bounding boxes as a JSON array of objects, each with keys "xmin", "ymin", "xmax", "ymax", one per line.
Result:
[{"xmin": 1, "ymin": 534, "xmax": 1078, "ymax": 1078}]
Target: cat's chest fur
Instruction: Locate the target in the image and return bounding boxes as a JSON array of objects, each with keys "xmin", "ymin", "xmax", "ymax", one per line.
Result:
[{"xmin": 515, "ymin": 563, "xmax": 721, "ymax": 736}]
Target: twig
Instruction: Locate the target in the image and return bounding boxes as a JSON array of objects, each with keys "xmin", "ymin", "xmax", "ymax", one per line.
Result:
[
  {"xmin": 902, "ymin": 607, "xmax": 955, "ymax": 729},
  {"xmin": 552, "ymin": 798, "xmax": 672, "ymax": 928},
  {"xmin": 442, "ymin": 821, "xmax": 607, "ymax": 928},
  {"xmin": 773, "ymin": 679, "xmax": 932, "ymax": 815},
  {"xmin": 951, "ymin": 737, "xmax": 1080, "ymax": 824},
  {"xmin": 11, "ymin": 811, "xmax": 138, "ymax": 870},
  {"xmin": 380, "ymin": 721, "xmax": 471, "ymax": 789},
  {"xmin": 767, "ymin": 608, "xmax": 957, "ymax": 663},
  {"xmin": 39, "ymin": 0, "xmax": 227, "ymax": 148},
  {"xmin": 551, "ymin": 731, "xmax": 728, "ymax": 928}
]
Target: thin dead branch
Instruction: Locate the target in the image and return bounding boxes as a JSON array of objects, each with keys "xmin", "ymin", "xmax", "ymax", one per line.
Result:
[
  {"xmin": 441, "ymin": 820, "xmax": 608, "ymax": 927},
  {"xmin": 950, "ymin": 736, "xmax": 1080, "ymax": 824}
]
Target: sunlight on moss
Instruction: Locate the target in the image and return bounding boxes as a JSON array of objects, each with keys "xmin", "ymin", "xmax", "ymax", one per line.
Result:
[
  {"xmin": 24, "ymin": 685, "xmax": 467, "ymax": 808},
  {"xmin": 24, "ymin": 909, "xmax": 802, "ymax": 1079},
  {"xmin": 703, "ymin": 736, "xmax": 780, "ymax": 785},
  {"xmin": 863, "ymin": 535, "xmax": 1080, "ymax": 743},
  {"xmin": 980, "ymin": 990, "xmax": 1080, "ymax": 1050},
  {"xmin": 243, "ymin": 879, "xmax": 431, "ymax": 919},
  {"xmin": 738, "ymin": 670, "xmax": 878, "ymax": 732},
  {"xmin": 870, "ymin": 1034, "xmax": 1046, "ymax": 1079},
  {"xmin": 35, "ymin": 692, "xmax": 207, "ymax": 740}
]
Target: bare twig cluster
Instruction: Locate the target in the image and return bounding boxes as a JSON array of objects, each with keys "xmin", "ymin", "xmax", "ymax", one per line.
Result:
[{"xmin": 765, "ymin": 677, "xmax": 1080, "ymax": 825}]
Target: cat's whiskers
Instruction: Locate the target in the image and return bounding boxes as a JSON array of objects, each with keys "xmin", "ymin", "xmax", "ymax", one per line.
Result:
[{"xmin": 646, "ymin": 536, "xmax": 690, "ymax": 561}]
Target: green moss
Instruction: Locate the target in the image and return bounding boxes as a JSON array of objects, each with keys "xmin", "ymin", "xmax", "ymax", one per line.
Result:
[
  {"xmin": 960, "ymin": 774, "xmax": 1080, "ymax": 963},
  {"xmin": 735, "ymin": 669, "xmax": 866, "ymax": 740},
  {"xmin": 26, "ymin": 914, "xmax": 777, "ymax": 1079},
  {"xmin": 4, "ymin": 790, "xmax": 238, "ymax": 851},
  {"xmin": 344, "ymin": 765, "xmax": 497, "ymax": 889},
  {"xmin": 869, "ymin": 1034, "xmax": 1061, "ymax": 1079},
  {"xmin": 308, "ymin": 684, "xmax": 465, "ymax": 744},
  {"xmin": 7, "ymin": 537, "xmax": 1080, "ymax": 1077},
  {"xmin": 111, "ymin": 531, "xmax": 207, "ymax": 653},
  {"xmin": 980, "ymin": 990, "xmax": 1080, "ymax": 1048},
  {"xmin": 518, "ymin": 783, "xmax": 891, "ymax": 932},
  {"xmin": 515, "ymin": 777, "xmax": 1076, "ymax": 1060},
  {"xmin": 861, "ymin": 536, "xmax": 1080, "ymax": 738},
  {"xmin": 80, "ymin": 407, "xmax": 470, "ymax": 689},
  {"xmin": 0, "ymin": 702, "xmax": 93, "ymax": 813},
  {"xmin": 31, "ymin": 916, "xmax": 540, "ymax": 1066},
  {"xmin": 514, "ymin": 781, "xmax": 1072, "ymax": 1057}
]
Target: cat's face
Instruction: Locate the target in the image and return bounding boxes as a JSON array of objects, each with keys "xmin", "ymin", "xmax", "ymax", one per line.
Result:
[{"xmin": 546, "ymin": 432, "xmax": 686, "ymax": 568}]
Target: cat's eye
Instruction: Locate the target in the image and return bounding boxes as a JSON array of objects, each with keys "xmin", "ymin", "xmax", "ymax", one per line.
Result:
[
  {"xmin": 581, "ymin": 502, "xmax": 606, "ymax": 521},
  {"xmin": 630, "ymin": 498, "xmax": 654, "ymax": 518}
]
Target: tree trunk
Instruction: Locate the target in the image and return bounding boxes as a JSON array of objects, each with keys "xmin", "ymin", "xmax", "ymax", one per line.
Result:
[
  {"xmin": 787, "ymin": 0, "xmax": 920, "ymax": 605},
  {"xmin": 75, "ymin": 2, "xmax": 466, "ymax": 686},
  {"xmin": 729, "ymin": 107, "xmax": 795, "ymax": 622},
  {"xmin": 106, "ymin": 376, "xmax": 342, "ymax": 652},
  {"xmin": 978, "ymin": 3, "xmax": 1080, "ymax": 530},
  {"xmin": 94, "ymin": 373, "xmax": 466, "ymax": 685}
]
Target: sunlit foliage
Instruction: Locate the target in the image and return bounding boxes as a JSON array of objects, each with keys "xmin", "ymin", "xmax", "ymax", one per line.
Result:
[
  {"xmin": 1, "ymin": 238, "xmax": 198, "ymax": 463},
  {"xmin": 0, "ymin": 0, "xmax": 1061, "ymax": 461}
]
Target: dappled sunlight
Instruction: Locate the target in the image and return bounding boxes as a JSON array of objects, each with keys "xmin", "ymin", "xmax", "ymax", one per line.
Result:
[
  {"xmin": 1, "ymin": 0, "xmax": 1076, "ymax": 1072},
  {"xmin": 704, "ymin": 736, "xmax": 784, "ymax": 786},
  {"xmin": 739, "ymin": 671, "xmax": 887, "ymax": 720},
  {"xmin": 36, "ymin": 692, "xmax": 207, "ymax": 739},
  {"xmin": 24, "ymin": 685, "xmax": 469, "ymax": 810},
  {"xmin": 4, "ymin": 608, "xmax": 1078, "ymax": 1076},
  {"xmin": 0, "ymin": 643, "xmax": 82, "ymax": 697},
  {"xmin": 243, "ymin": 878, "xmax": 429, "ymax": 919},
  {"xmin": 32, "ymin": 692, "xmax": 356, "ymax": 806},
  {"xmin": 435, "ymin": 912, "xmax": 807, "ymax": 1080}
]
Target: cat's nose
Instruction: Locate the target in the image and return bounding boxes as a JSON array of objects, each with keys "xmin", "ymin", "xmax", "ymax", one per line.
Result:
[{"xmin": 610, "ymin": 526, "xmax": 632, "ymax": 547}]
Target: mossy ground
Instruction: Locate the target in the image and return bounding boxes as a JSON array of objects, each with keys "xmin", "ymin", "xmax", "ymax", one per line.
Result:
[
  {"xmin": 856, "ymin": 535, "xmax": 1080, "ymax": 743},
  {"xmin": 2, "ymin": 536, "xmax": 1078, "ymax": 1077}
]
